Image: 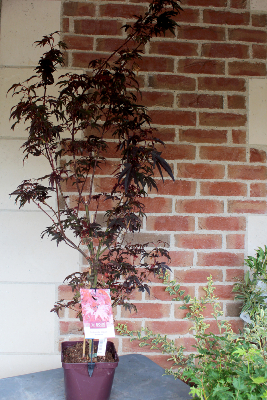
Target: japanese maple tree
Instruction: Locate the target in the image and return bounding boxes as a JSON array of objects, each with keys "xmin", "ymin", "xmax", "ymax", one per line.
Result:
[{"xmin": 9, "ymin": 0, "xmax": 182, "ymax": 316}]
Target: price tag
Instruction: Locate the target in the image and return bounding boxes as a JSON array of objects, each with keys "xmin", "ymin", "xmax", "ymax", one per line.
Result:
[
  {"xmin": 97, "ymin": 338, "xmax": 107, "ymax": 356},
  {"xmin": 80, "ymin": 288, "xmax": 115, "ymax": 339}
]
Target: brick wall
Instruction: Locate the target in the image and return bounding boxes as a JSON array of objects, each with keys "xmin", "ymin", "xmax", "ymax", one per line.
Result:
[{"xmin": 59, "ymin": 0, "xmax": 267, "ymax": 367}]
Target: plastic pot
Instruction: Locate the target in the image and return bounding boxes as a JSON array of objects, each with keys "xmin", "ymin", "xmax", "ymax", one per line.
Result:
[{"xmin": 62, "ymin": 340, "xmax": 119, "ymax": 400}]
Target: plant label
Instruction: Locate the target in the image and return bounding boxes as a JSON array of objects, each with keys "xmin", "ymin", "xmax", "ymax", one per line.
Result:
[
  {"xmin": 97, "ymin": 338, "xmax": 107, "ymax": 356},
  {"xmin": 80, "ymin": 288, "xmax": 115, "ymax": 339}
]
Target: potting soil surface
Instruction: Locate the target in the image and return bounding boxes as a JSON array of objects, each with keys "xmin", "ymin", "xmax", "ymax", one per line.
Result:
[{"xmin": 0, "ymin": 354, "xmax": 192, "ymax": 400}]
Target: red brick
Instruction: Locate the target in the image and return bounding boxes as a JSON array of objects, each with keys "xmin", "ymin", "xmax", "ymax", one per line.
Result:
[
  {"xmin": 199, "ymin": 216, "xmax": 246, "ymax": 231},
  {"xmin": 150, "ymin": 180, "xmax": 196, "ymax": 196},
  {"xmin": 60, "ymin": 321, "xmax": 83, "ymax": 335},
  {"xmin": 122, "ymin": 338, "xmax": 158, "ymax": 353},
  {"xmin": 63, "ymin": 2, "xmax": 96, "ymax": 16},
  {"xmin": 228, "ymin": 95, "xmax": 246, "ymax": 109},
  {"xmin": 226, "ymin": 268, "xmax": 244, "ymax": 281},
  {"xmin": 154, "ymin": 128, "xmax": 175, "ymax": 142},
  {"xmin": 150, "ymin": 41, "xmax": 198, "ymax": 57},
  {"xmin": 232, "ymin": 129, "xmax": 246, "ymax": 144},
  {"xmin": 174, "ymin": 8, "xmax": 200, "ymax": 23},
  {"xmin": 197, "ymin": 252, "xmax": 244, "ymax": 267},
  {"xmin": 230, "ymin": 0, "xmax": 248, "ymax": 8},
  {"xmin": 69, "ymin": 195, "xmax": 116, "ymax": 212},
  {"xmin": 229, "ymin": 61, "xmax": 266, "ymax": 77},
  {"xmin": 176, "ymin": 199, "xmax": 224, "ymax": 214},
  {"xmin": 63, "ymin": 35, "xmax": 94, "ymax": 51},
  {"xmin": 198, "ymin": 77, "xmax": 246, "ymax": 92},
  {"xmin": 74, "ymin": 19, "xmax": 122, "ymax": 36},
  {"xmin": 178, "ymin": 58, "xmax": 225, "ymax": 75},
  {"xmin": 149, "ymin": 75, "xmax": 196, "ymax": 91},
  {"xmin": 199, "ymin": 112, "xmax": 246, "ymax": 127},
  {"xmin": 175, "ymin": 337, "xmax": 196, "ymax": 353},
  {"xmin": 58, "ymin": 308, "xmax": 65, "ymax": 319},
  {"xmin": 72, "ymin": 52, "xmax": 109, "ymax": 68},
  {"xmin": 229, "ymin": 28, "xmax": 267, "ymax": 43},
  {"xmin": 137, "ymin": 91, "xmax": 174, "ymax": 108},
  {"xmin": 202, "ymin": 43, "xmax": 249, "ymax": 59},
  {"xmin": 86, "ymin": 124, "xmax": 114, "ymax": 139},
  {"xmin": 62, "ymin": 177, "xmax": 91, "ymax": 192},
  {"xmin": 94, "ymin": 177, "xmax": 117, "ymax": 193},
  {"xmin": 126, "ymin": 289, "xmax": 143, "ymax": 301},
  {"xmin": 204, "ymin": 319, "xmax": 243, "ymax": 334},
  {"xmin": 177, "ymin": 163, "xmax": 225, "ymax": 179},
  {"xmin": 178, "ymin": 26, "xmax": 225, "ymax": 41},
  {"xmin": 68, "ymin": 304, "xmax": 81, "ymax": 318},
  {"xmin": 99, "ymin": 4, "xmax": 146, "ymax": 18},
  {"xmin": 199, "ymin": 320, "xmax": 225, "ymax": 335},
  {"xmin": 174, "ymin": 268, "xmax": 223, "ymax": 283},
  {"xmin": 228, "ymin": 165, "xmax": 267, "ymax": 180},
  {"xmin": 99, "ymin": 142, "xmax": 121, "ymax": 158},
  {"xmin": 96, "ymin": 38, "xmax": 131, "ymax": 52},
  {"xmin": 125, "ymin": 232, "xmax": 170, "ymax": 246},
  {"xmin": 94, "ymin": 160, "xmax": 120, "ymax": 175},
  {"xmin": 228, "ymin": 200, "xmax": 267, "ymax": 214},
  {"xmin": 250, "ymin": 183, "xmax": 267, "ymax": 197},
  {"xmin": 226, "ymin": 302, "xmax": 243, "ymax": 317},
  {"xmin": 145, "ymin": 320, "xmax": 193, "ymax": 335},
  {"xmin": 252, "ymin": 14, "xmax": 267, "ymax": 27},
  {"xmin": 226, "ymin": 234, "xmax": 245, "ymax": 249},
  {"xmin": 175, "ymin": 234, "xmax": 222, "ymax": 249},
  {"xmin": 203, "ymin": 10, "xmax": 249, "ymax": 25},
  {"xmin": 200, "ymin": 181, "xmax": 247, "ymax": 197},
  {"xmin": 178, "ymin": 93, "xmax": 223, "ymax": 109},
  {"xmin": 179, "ymin": 129, "xmax": 227, "ymax": 144},
  {"xmin": 250, "ymin": 148, "xmax": 266, "ymax": 163},
  {"xmin": 147, "ymin": 216, "xmax": 195, "ymax": 231},
  {"xmin": 252, "ymin": 45, "xmax": 267, "ymax": 59},
  {"xmin": 114, "ymin": 320, "xmax": 142, "ymax": 332},
  {"xmin": 199, "ymin": 146, "xmax": 246, "ymax": 162},
  {"xmin": 160, "ymin": 144, "xmax": 196, "ymax": 160},
  {"xmin": 168, "ymin": 251, "xmax": 194, "ymax": 267},
  {"xmin": 147, "ymin": 285, "xmax": 195, "ymax": 301},
  {"xmin": 149, "ymin": 110, "xmax": 196, "ymax": 126},
  {"xmin": 58, "ymin": 285, "xmax": 75, "ymax": 300},
  {"xmin": 121, "ymin": 303, "xmax": 171, "ymax": 318},
  {"xmin": 143, "ymin": 197, "xmax": 172, "ymax": 213},
  {"xmin": 138, "ymin": 57, "xmax": 174, "ymax": 73},
  {"xmin": 213, "ymin": 285, "xmax": 236, "ymax": 300},
  {"xmin": 153, "ymin": 163, "xmax": 175, "ymax": 179},
  {"xmin": 62, "ymin": 18, "xmax": 69, "ymax": 33},
  {"xmin": 185, "ymin": 0, "xmax": 226, "ymax": 5},
  {"xmin": 174, "ymin": 302, "xmax": 222, "ymax": 319}
]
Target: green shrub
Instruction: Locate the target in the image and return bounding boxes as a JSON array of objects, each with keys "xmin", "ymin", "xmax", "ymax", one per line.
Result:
[
  {"xmin": 233, "ymin": 246, "xmax": 267, "ymax": 323},
  {"xmin": 117, "ymin": 274, "xmax": 267, "ymax": 399}
]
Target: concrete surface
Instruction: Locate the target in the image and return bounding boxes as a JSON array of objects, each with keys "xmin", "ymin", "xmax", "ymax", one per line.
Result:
[{"xmin": 0, "ymin": 354, "xmax": 192, "ymax": 400}]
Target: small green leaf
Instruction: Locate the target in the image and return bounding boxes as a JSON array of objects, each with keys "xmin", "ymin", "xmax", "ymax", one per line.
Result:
[{"xmin": 251, "ymin": 376, "xmax": 267, "ymax": 384}]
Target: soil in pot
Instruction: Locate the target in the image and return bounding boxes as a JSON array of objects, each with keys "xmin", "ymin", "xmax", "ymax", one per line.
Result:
[{"xmin": 63, "ymin": 341, "xmax": 116, "ymax": 363}]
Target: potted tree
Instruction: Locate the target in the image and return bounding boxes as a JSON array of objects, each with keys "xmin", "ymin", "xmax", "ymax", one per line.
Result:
[{"xmin": 8, "ymin": 0, "xmax": 182, "ymax": 399}]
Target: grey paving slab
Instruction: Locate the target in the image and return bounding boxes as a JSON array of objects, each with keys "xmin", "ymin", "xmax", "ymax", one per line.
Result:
[{"xmin": 0, "ymin": 354, "xmax": 192, "ymax": 400}]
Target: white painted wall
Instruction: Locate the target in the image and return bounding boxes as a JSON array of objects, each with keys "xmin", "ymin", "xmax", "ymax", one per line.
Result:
[
  {"xmin": 249, "ymin": 79, "xmax": 267, "ymax": 146},
  {"xmin": 248, "ymin": 78, "xmax": 267, "ymax": 256},
  {"xmin": 251, "ymin": 0, "xmax": 267, "ymax": 11},
  {"xmin": 0, "ymin": 0, "xmax": 80, "ymax": 379}
]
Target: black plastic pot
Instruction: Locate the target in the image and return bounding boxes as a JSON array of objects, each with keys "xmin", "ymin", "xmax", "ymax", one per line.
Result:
[{"xmin": 62, "ymin": 341, "xmax": 119, "ymax": 400}]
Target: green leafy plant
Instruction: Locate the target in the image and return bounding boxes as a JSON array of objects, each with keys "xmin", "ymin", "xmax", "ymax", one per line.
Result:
[
  {"xmin": 117, "ymin": 275, "xmax": 267, "ymax": 400},
  {"xmin": 233, "ymin": 246, "xmax": 267, "ymax": 322},
  {"xmin": 8, "ymin": 0, "xmax": 183, "ymax": 320}
]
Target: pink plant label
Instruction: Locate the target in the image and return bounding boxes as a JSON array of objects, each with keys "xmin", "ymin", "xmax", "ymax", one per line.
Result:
[{"xmin": 80, "ymin": 288, "xmax": 115, "ymax": 339}]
